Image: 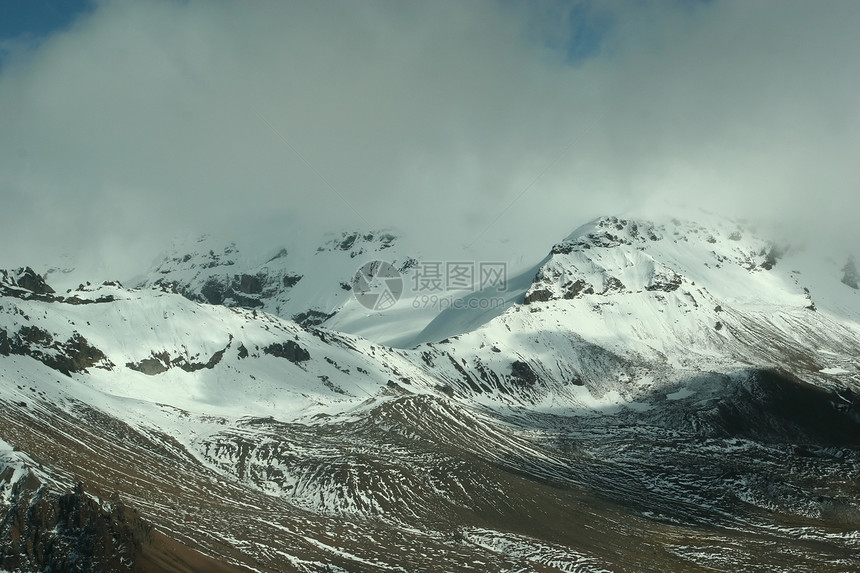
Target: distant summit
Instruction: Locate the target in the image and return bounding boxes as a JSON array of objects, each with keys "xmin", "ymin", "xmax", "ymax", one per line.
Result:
[{"xmin": 139, "ymin": 230, "xmax": 412, "ymax": 327}]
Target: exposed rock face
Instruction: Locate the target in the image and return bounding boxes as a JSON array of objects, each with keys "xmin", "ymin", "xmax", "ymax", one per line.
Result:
[
  {"xmin": 126, "ymin": 343, "xmax": 230, "ymax": 375},
  {"xmin": 53, "ymin": 333, "xmax": 111, "ymax": 375},
  {"xmin": 126, "ymin": 352, "xmax": 171, "ymax": 375},
  {"xmin": 0, "ymin": 326, "xmax": 111, "ymax": 376},
  {"xmin": 1, "ymin": 270, "xmax": 120, "ymax": 306},
  {"xmin": 264, "ymin": 340, "xmax": 310, "ymax": 363},
  {"xmin": 2, "ymin": 268, "xmax": 55, "ymax": 295},
  {"xmin": 234, "ymin": 273, "xmax": 264, "ymax": 295},
  {"xmin": 645, "ymin": 270, "xmax": 682, "ymax": 292},
  {"xmin": 0, "ymin": 474, "xmax": 246, "ymax": 573},
  {"xmin": 525, "ymin": 279, "xmax": 596, "ymax": 304},
  {"xmin": 509, "ymin": 360, "xmax": 538, "ymax": 386},
  {"xmin": 0, "ymin": 268, "xmax": 55, "ymax": 300},
  {"xmin": 200, "ymin": 277, "xmax": 229, "ymax": 305},
  {"xmin": 562, "ymin": 279, "xmax": 594, "ymax": 299},
  {"xmin": 601, "ymin": 276, "xmax": 625, "ymax": 294},
  {"xmin": 0, "ymin": 478, "xmax": 152, "ymax": 572},
  {"xmin": 291, "ymin": 310, "xmax": 335, "ymax": 327},
  {"xmin": 196, "ymin": 275, "xmax": 269, "ymax": 308},
  {"xmin": 281, "ymin": 274, "xmax": 302, "ymax": 288},
  {"xmin": 523, "ymin": 288, "xmax": 553, "ymax": 304}
]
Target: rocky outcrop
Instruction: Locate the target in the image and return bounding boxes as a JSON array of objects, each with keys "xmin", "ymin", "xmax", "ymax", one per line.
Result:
[
  {"xmin": 645, "ymin": 270, "xmax": 682, "ymax": 292},
  {"xmin": 126, "ymin": 343, "xmax": 230, "ymax": 375},
  {"xmin": 562, "ymin": 279, "xmax": 594, "ymax": 299},
  {"xmin": 509, "ymin": 360, "xmax": 538, "ymax": 386},
  {"xmin": 0, "ymin": 326, "xmax": 111, "ymax": 376},
  {"xmin": 1, "ymin": 270, "xmax": 119, "ymax": 305},
  {"xmin": 523, "ymin": 288, "xmax": 553, "ymax": 304},
  {"xmin": 0, "ymin": 478, "xmax": 152, "ymax": 572},
  {"xmin": 0, "ymin": 268, "xmax": 56, "ymax": 301},
  {"xmin": 197, "ymin": 275, "xmax": 270, "ymax": 308},
  {"xmin": 264, "ymin": 341, "xmax": 310, "ymax": 363},
  {"xmin": 126, "ymin": 351, "xmax": 171, "ymax": 375},
  {"xmin": 1, "ymin": 267, "xmax": 55, "ymax": 295},
  {"xmin": 281, "ymin": 274, "xmax": 302, "ymax": 288},
  {"xmin": 0, "ymin": 475, "xmax": 246, "ymax": 573},
  {"xmin": 292, "ymin": 310, "xmax": 335, "ymax": 327}
]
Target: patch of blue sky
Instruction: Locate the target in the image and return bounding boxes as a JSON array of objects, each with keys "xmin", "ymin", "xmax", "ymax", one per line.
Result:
[
  {"xmin": 0, "ymin": 0, "xmax": 94, "ymax": 68},
  {"xmin": 0, "ymin": 0, "xmax": 93, "ymax": 41},
  {"xmin": 0, "ymin": 0, "xmax": 92, "ymax": 40},
  {"xmin": 527, "ymin": 0, "xmax": 716, "ymax": 65},
  {"xmin": 562, "ymin": 2, "xmax": 613, "ymax": 63}
]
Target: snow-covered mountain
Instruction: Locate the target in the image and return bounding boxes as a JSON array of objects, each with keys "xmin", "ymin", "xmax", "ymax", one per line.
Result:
[
  {"xmin": 2, "ymin": 212, "xmax": 859, "ymax": 572},
  {"xmin": 522, "ymin": 213, "xmax": 859, "ymax": 369},
  {"xmin": 138, "ymin": 230, "xmax": 409, "ymax": 326}
]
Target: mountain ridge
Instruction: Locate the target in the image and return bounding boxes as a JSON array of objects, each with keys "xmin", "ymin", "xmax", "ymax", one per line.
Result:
[{"xmin": 1, "ymin": 211, "xmax": 859, "ymax": 571}]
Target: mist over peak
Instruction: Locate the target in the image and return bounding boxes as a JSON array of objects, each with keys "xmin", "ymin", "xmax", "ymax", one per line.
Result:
[{"xmin": 0, "ymin": 1, "xmax": 857, "ymax": 281}]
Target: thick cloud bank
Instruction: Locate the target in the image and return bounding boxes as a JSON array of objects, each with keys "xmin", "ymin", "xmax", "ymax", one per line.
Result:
[{"xmin": 1, "ymin": 0, "xmax": 858, "ymax": 279}]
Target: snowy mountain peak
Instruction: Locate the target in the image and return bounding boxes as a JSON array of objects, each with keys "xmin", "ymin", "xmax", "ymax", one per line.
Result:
[
  {"xmin": 527, "ymin": 213, "xmax": 781, "ymax": 305},
  {"xmin": 138, "ymin": 229, "xmax": 415, "ymax": 329},
  {"xmin": 315, "ymin": 230, "xmax": 397, "ymax": 258},
  {"xmin": 502, "ymin": 212, "xmax": 860, "ymax": 376},
  {"xmin": 151, "ymin": 235, "xmax": 241, "ymax": 274}
]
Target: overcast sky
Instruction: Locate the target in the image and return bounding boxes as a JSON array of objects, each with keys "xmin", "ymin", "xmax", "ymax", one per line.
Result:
[{"xmin": 0, "ymin": 0, "xmax": 858, "ymax": 280}]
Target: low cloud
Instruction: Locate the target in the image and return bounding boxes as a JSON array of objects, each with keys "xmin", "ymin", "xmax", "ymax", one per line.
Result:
[{"xmin": 0, "ymin": 0, "xmax": 858, "ymax": 280}]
